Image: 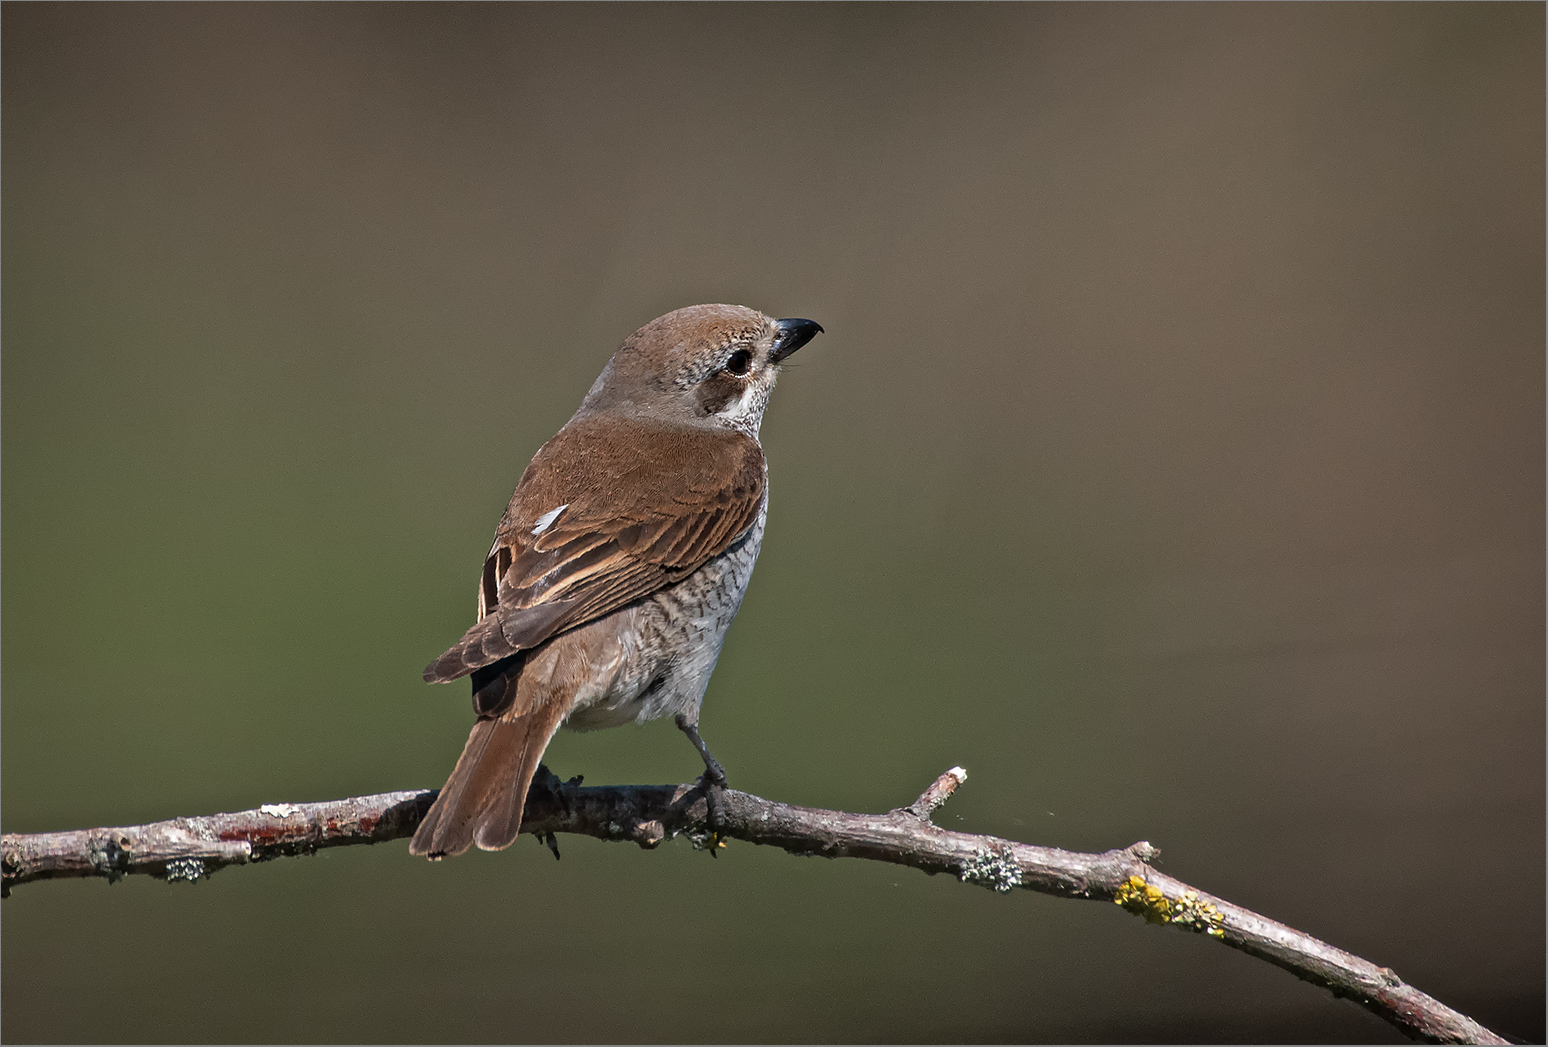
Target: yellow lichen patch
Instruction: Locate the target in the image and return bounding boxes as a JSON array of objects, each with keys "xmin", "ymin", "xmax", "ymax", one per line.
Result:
[
  {"xmin": 1114, "ymin": 877, "xmax": 1227, "ymax": 939},
  {"xmin": 1114, "ymin": 875, "xmax": 1172, "ymax": 925},
  {"xmin": 1169, "ymin": 889, "xmax": 1227, "ymax": 939}
]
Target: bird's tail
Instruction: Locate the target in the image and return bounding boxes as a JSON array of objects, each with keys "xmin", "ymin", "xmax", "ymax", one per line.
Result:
[{"xmin": 409, "ymin": 698, "xmax": 567, "ymax": 859}]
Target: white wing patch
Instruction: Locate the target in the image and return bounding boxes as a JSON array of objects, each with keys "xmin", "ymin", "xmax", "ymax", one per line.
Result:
[{"xmin": 531, "ymin": 504, "xmax": 568, "ymax": 536}]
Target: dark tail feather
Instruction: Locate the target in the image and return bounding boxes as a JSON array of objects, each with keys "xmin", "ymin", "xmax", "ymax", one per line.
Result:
[{"xmin": 409, "ymin": 700, "xmax": 568, "ymax": 858}]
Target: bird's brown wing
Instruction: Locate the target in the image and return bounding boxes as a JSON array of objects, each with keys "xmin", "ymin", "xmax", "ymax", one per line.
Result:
[{"xmin": 422, "ymin": 419, "xmax": 765, "ymax": 685}]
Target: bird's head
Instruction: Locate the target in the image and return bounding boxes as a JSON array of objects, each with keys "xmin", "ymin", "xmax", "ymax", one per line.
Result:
[{"xmin": 580, "ymin": 304, "xmax": 823, "ymax": 436}]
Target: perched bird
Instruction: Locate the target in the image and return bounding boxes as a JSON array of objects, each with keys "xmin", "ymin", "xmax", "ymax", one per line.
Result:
[{"xmin": 411, "ymin": 304, "xmax": 822, "ymax": 858}]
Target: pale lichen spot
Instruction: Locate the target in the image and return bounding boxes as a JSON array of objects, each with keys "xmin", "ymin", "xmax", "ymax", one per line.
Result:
[
  {"xmin": 958, "ymin": 848, "xmax": 1022, "ymax": 893},
  {"xmin": 164, "ymin": 857, "xmax": 207, "ymax": 884}
]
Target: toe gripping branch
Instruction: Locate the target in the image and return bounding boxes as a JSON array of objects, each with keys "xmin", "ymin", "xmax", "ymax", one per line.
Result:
[{"xmin": 675, "ymin": 717, "xmax": 729, "ymax": 854}]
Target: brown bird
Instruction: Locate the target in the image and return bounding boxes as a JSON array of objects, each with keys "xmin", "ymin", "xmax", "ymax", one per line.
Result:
[{"xmin": 410, "ymin": 304, "xmax": 822, "ymax": 858}]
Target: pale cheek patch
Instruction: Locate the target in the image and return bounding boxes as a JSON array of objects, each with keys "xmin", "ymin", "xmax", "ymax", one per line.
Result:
[
  {"xmin": 720, "ymin": 377, "xmax": 767, "ymax": 420},
  {"xmin": 531, "ymin": 504, "xmax": 568, "ymax": 536}
]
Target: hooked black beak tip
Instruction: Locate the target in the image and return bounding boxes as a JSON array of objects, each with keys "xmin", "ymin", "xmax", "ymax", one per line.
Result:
[{"xmin": 771, "ymin": 318, "xmax": 823, "ymax": 362}]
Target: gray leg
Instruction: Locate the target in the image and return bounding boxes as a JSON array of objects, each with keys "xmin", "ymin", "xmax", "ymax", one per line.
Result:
[
  {"xmin": 676, "ymin": 715, "xmax": 729, "ymax": 851},
  {"xmin": 675, "ymin": 715, "xmax": 728, "ymax": 787}
]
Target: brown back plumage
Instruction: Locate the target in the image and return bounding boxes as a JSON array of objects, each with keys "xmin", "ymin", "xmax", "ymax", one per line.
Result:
[{"xmin": 422, "ymin": 415, "xmax": 766, "ymax": 685}]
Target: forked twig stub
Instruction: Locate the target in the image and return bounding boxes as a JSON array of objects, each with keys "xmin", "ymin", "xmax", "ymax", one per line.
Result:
[{"xmin": 900, "ymin": 765, "xmax": 967, "ymax": 820}]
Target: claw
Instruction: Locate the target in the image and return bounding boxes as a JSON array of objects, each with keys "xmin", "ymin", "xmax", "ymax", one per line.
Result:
[{"xmin": 698, "ymin": 774, "xmax": 729, "ymax": 856}]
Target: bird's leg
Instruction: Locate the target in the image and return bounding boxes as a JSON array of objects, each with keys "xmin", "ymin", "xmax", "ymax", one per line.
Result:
[
  {"xmin": 676, "ymin": 716, "xmax": 728, "ymax": 787},
  {"xmin": 676, "ymin": 715, "xmax": 729, "ymax": 852}
]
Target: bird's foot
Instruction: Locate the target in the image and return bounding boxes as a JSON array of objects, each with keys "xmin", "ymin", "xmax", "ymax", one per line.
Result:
[
  {"xmin": 527, "ymin": 764, "xmax": 585, "ymax": 860},
  {"xmin": 676, "ymin": 716, "xmax": 731, "ymax": 855},
  {"xmin": 695, "ymin": 774, "xmax": 730, "ymax": 856}
]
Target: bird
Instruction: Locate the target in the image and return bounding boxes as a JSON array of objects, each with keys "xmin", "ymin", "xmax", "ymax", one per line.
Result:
[{"xmin": 410, "ymin": 304, "xmax": 823, "ymax": 859}]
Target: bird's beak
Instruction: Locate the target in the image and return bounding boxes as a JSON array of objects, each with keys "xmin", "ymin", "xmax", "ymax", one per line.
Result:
[{"xmin": 770, "ymin": 318, "xmax": 824, "ymax": 363}]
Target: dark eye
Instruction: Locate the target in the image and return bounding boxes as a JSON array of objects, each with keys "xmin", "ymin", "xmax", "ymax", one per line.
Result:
[{"xmin": 723, "ymin": 348, "xmax": 753, "ymax": 377}]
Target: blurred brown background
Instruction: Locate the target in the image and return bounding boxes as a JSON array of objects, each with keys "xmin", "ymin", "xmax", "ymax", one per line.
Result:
[{"xmin": 3, "ymin": 4, "xmax": 1542, "ymax": 1043}]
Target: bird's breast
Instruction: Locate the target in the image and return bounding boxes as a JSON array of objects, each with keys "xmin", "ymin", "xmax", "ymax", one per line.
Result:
[{"xmin": 562, "ymin": 493, "xmax": 768, "ymax": 731}]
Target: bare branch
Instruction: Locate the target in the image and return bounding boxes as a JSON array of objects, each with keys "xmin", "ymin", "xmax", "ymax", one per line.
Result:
[
  {"xmin": 899, "ymin": 764, "xmax": 968, "ymax": 820},
  {"xmin": 0, "ymin": 771, "xmax": 1506, "ymax": 1045}
]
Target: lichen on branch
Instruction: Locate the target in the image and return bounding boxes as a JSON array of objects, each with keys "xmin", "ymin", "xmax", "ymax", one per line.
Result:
[{"xmin": 0, "ymin": 769, "xmax": 1507, "ymax": 1045}]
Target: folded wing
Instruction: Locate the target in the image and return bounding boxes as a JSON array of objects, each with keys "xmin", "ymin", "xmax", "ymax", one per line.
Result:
[{"xmin": 422, "ymin": 417, "xmax": 765, "ymax": 685}]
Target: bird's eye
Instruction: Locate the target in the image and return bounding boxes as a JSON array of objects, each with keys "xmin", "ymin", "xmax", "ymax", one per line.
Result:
[{"xmin": 722, "ymin": 348, "xmax": 753, "ymax": 377}]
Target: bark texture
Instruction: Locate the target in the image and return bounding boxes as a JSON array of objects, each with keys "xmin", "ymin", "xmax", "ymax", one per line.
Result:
[{"xmin": 0, "ymin": 768, "xmax": 1506, "ymax": 1045}]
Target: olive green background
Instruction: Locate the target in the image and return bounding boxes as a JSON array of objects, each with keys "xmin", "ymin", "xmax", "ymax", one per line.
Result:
[{"xmin": 3, "ymin": 4, "xmax": 1542, "ymax": 1043}]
